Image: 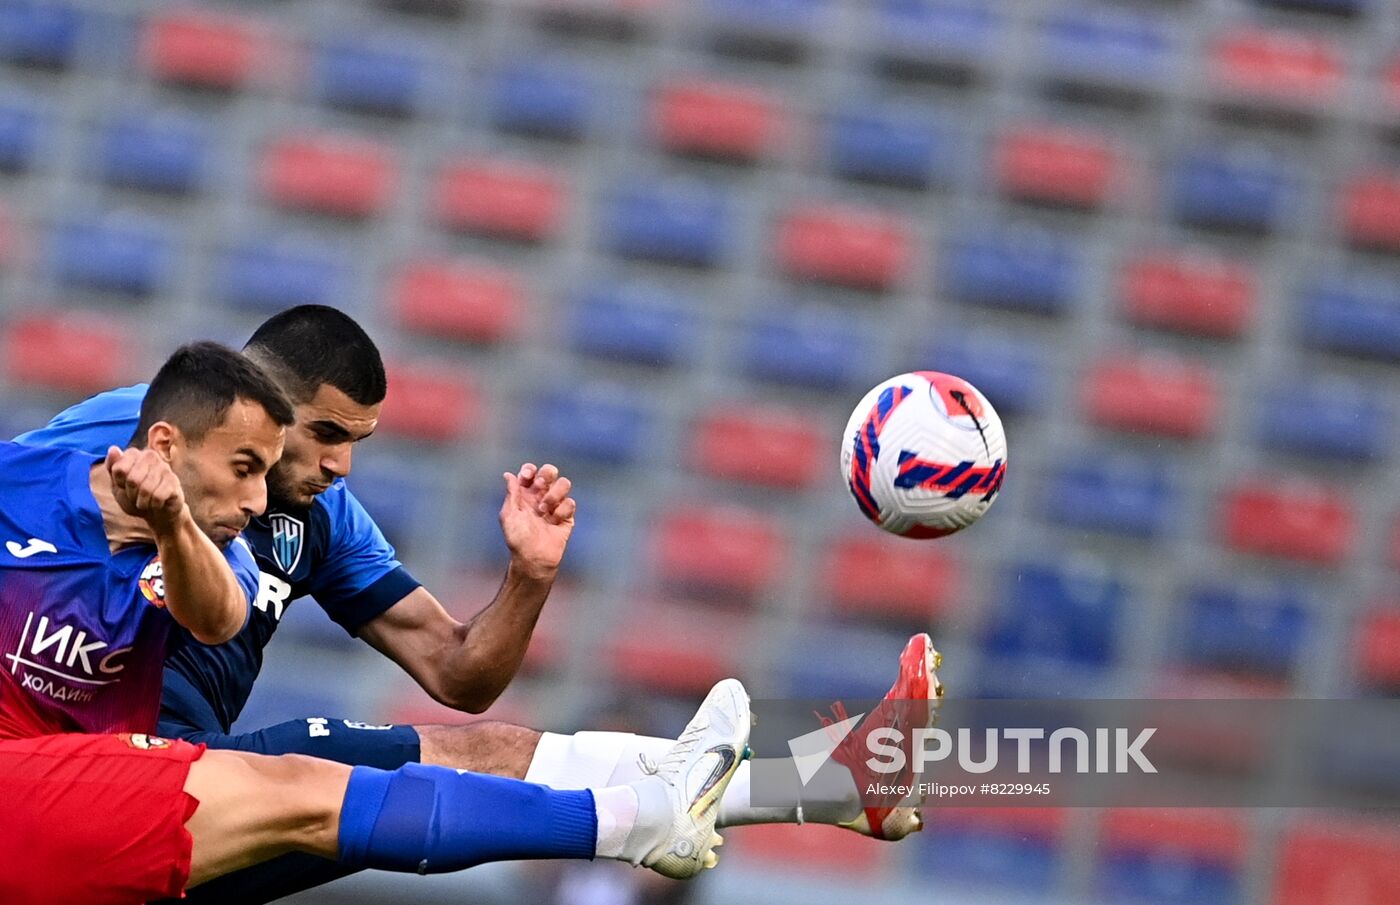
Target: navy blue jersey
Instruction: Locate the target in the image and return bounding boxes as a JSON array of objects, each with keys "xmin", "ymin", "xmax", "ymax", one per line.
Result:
[
  {"xmin": 17, "ymin": 387, "xmax": 421, "ymax": 732},
  {"xmin": 0, "ymin": 442, "xmax": 258, "ymax": 738}
]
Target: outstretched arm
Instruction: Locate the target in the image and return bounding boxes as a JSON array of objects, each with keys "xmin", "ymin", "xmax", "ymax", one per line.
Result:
[{"xmin": 357, "ymin": 463, "xmax": 575, "ymax": 713}]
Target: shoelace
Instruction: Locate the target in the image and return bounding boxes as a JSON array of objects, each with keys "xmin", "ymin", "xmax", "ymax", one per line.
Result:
[{"xmin": 637, "ymin": 716, "xmax": 710, "ymax": 782}]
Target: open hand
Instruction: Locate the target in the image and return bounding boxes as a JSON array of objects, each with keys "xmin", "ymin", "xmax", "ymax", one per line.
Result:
[{"xmin": 499, "ymin": 462, "xmax": 575, "ymax": 580}]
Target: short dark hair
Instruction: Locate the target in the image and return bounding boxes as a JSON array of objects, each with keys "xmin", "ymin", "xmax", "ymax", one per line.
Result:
[
  {"xmin": 132, "ymin": 342, "xmax": 296, "ymax": 446},
  {"xmin": 243, "ymin": 305, "xmax": 387, "ymax": 406}
]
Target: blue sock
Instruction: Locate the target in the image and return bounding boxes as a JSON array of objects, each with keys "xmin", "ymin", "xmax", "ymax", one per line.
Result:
[{"xmin": 337, "ymin": 764, "xmax": 598, "ymax": 873}]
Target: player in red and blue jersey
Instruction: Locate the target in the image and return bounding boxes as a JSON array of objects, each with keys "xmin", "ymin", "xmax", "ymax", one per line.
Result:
[{"xmin": 2, "ymin": 341, "xmax": 756, "ymax": 903}]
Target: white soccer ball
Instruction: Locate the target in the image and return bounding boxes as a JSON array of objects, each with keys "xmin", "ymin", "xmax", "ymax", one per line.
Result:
[{"xmin": 840, "ymin": 371, "xmax": 1007, "ymax": 538}]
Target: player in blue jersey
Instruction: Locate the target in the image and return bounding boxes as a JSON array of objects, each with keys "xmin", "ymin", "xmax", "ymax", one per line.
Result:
[
  {"xmin": 1, "ymin": 341, "xmax": 755, "ymax": 903},
  {"xmin": 20, "ymin": 305, "xmax": 940, "ymax": 903}
]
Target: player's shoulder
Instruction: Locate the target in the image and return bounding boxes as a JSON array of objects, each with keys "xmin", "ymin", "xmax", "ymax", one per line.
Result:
[
  {"xmin": 14, "ymin": 383, "xmax": 149, "ymax": 452},
  {"xmin": 0, "ymin": 442, "xmax": 102, "ymax": 555},
  {"xmin": 310, "ymin": 479, "xmax": 386, "ymax": 544},
  {"xmin": 0, "ymin": 439, "xmax": 91, "ymax": 477}
]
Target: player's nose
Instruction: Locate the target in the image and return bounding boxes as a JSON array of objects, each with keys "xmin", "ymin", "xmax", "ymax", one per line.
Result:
[
  {"xmin": 321, "ymin": 442, "xmax": 352, "ymax": 479},
  {"xmin": 242, "ymin": 478, "xmax": 268, "ymax": 517}
]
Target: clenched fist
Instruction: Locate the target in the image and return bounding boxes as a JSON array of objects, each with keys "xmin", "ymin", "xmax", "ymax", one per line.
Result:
[{"xmin": 105, "ymin": 446, "xmax": 187, "ymax": 535}]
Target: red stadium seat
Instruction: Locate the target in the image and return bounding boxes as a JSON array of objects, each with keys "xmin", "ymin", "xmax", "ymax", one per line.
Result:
[
  {"xmin": 776, "ymin": 203, "xmax": 911, "ymax": 291},
  {"xmin": 1210, "ymin": 27, "xmax": 1342, "ymax": 106},
  {"xmin": 995, "ymin": 125, "xmax": 1120, "ymax": 210},
  {"xmin": 433, "ymin": 157, "xmax": 567, "ymax": 243},
  {"xmin": 609, "ymin": 601, "xmax": 746, "ymax": 696},
  {"xmin": 654, "ymin": 504, "xmax": 785, "ymax": 600},
  {"xmin": 390, "ymin": 259, "xmax": 525, "ymax": 344},
  {"xmin": 1275, "ymin": 820, "xmax": 1400, "ymax": 905},
  {"xmin": 378, "ymin": 362, "xmax": 479, "ymax": 442},
  {"xmin": 823, "ymin": 535, "xmax": 960, "ymax": 622},
  {"xmin": 1082, "ymin": 355, "xmax": 1218, "ymax": 439},
  {"xmin": 1355, "ymin": 609, "xmax": 1400, "ymax": 691},
  {"xmin": 731, "ymin": 822, "xmax": 888, "ymax": 877},
  {"xmin": 1119, "ymin": 249, "xmax": 1256, "ymax": 339},
  {"xmin": 1339, "ymin": 171, "xmax": 1400, "ymax": 253},
  {"xmin": 1102, "ymin": 808, "xmax": 1245, "ymax": 863},
  {"xmin": 690, "ymin": 404, "xmax": 823, "ymax": 490},
  {"xmin": 651, "ymin": 79, "xmax": 784, "ymax": 162},
  {"xmin": 1222, "ymin": 479, "xmax": 1354, "ymax": 566},
  {"xmin": 141, "ymin": 11, "xmax": 263, "ymax": 90},
  {"xmin": 260, "ymin": 134, "xmax": 397, "ymax": 219},
  {"xmin": 2, "ymin": 312, "xmax": 128, "ymax": 394}
]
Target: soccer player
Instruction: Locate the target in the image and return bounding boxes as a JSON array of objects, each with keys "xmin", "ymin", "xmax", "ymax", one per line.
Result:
[
  {"xmin": 19, "ymin": 306, "xmax": 939, "ymax": 904},
  {"xmin": 0, "ymin": 342, "xmax": 753, "ymax": 904}
]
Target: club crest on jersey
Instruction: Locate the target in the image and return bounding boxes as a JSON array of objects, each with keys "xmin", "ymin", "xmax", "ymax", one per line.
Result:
[
  {"xmin": 138, "ymin": 557, "xmax": 167, "ymax": 607},
  {"xmin": 270, "ymin": 514, "xmax": 305, "ymax": 574},
  {"xmin": 123, "ymin": 733, "xmax": 172, "ymax": 751}
]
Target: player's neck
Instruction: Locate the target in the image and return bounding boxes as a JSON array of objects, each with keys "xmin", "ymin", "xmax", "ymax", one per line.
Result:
[{"xmin": 88, "ymin": 462, "xmax": 156, "ymax": 553}]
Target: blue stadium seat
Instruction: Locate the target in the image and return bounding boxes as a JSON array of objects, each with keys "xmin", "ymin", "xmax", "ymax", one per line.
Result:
[
  {"xmin": 1037, "ymin": 7, "xmax": 1173, "ymax": 92},
  {"xmin": 0, "ymin": 2, "xmax": 81, "ymax": 68},
  {"xmin": 340, "ymin": 465, "xmax": 424, "ymax": 558},
  {"xmin": 568, "ymin": 281, "xmax": 698, "ymax": 367},
  {"xmin": 703, "ymin": 0, "xmax": 827, "ymax": 33},
  {"xmin": 0, "ymin": 97, "xmax": 40, "ymax": 171},
  {"xmin": 779, "ymin": 623, "xmax": 915, "ymax": 699},
  {"xmin": 50, "ymin": 217, "xmax": 173, "ymax": 296},
  {"xmin": 941, "ymin": 225, "xmax": 1081, "ymax": 314},
  {"xmin": 1179, "ymin": 583, "xmax": 1309, "ymax": 679},
  {"xmin": 826, "ymin": 102, "xmax": 958, "ymax": 188},
  {"xmin": 922, "ymin": 813, "xmax": 1064, "ymax": 892},
  {"xmin": 1046, "ymin": 453, "xmax": 1176, "ymax": 538},
  {"xmin": 525, "ymin": 385, "xmax": 652, "ymax": 466},
  {"xmin": 314, "ymin": 38, "xmax": 427, "ymax": 116},
  {"xmin": 920, "ymin": 331, "xmax": 1048, "ymax": 416},
  {"xmin": 602, "ymin": 178, "xmax": 730, "ymax": 267},
  {"xmin": 461, "ymin": 486, "xmax": 617, "ymax": 576},
  {"xmin": 1171, "ymin": 148, "xmax": 1297, "ymax": 234},
  {"xmin": 97, "ymin": 112, "xmax": 208, "ymax": 193},
  {"xmin": 1300, "ymin": 273, "xmax": 1400, "ymax": 363},
  {"xmin": 741, "ymin": 303, "xmax": 874, "ymax": 390},
  {"xmin": 982, "ymin": 561, "xmax": 1125, "ymax": 667},
  {"xmin": 1099, "ymin": 847, "xmax": 1241, "ymax": 905},
  {"xmin": 873, "ymin": 0, "xmax": 1002, "ymax": 64},
  {"xmin": 215, "ymin": 238, "xmax": 350, "ymax": 312},
  {"xmin": 490, "ymin": 58, "xmax": 595, "ymax": 140},
  {"xmin": 1255, "ymin": 377, "xmax": 1388, "ymax": 461}
]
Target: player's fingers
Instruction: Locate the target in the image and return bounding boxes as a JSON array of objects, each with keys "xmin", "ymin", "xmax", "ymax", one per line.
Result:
[
  {"xmin": 541, "ymin": 475, "xmax": 572, "ymax": 511},
  {"xmin": 501, "ymin": 472, "xmax": 522, "ymax": 508},
  {"xmin": 104, "ymin": 446, "xmax": 122, "ymax": 472},
  {"xmin": 517, "ymin": 463, "xmax": 537, "ymax": 486},
  {"xmin": 552, "ymin": 497, "xmax": 576, "ymax": 524},
  {"xmin": 535, "ymin": 463, "xmax": 559, "ymax": 488}
]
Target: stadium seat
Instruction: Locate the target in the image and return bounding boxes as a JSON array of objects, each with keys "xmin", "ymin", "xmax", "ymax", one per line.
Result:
[
  {"xmin": 871, "ymin": 0, "xmax": 1002, "ymax": 80},
  {"xmin": 650, "ymin": 78, "xmax": 784, "ymax": 163},
  {"xmin": 1178, "ymin": 583, "xmax": 1309, "ymax": 679},
  {"xmin": 1118, "ymin": 249, "xmax": 1256, "ymax": 339},
  {"xmin": 215, "ymin": 237, "xmax": 349, "ymax": 313},
  {"xmin": 699, "ymin": 0, "xmax": 828, "ymax": 62},
  {"xmin": 340, "ymin": 459, "xmax": 425, "ymax": 556},
  {"xmin": 1221, "ymin": 479, "xmax": 1354, "ymax": 565},
  {"xmin": 1171, "ymin": 147, "xmax": 1297, "ymax": 234},
  {"xmin": 0, "ymin": 97, "xmax": 41, "ymax": 172},
  {"xmin": 654, "ymin": 504, "xmax": 785, "ymax": 601},
  {"xmin": 780, "ymin": 622, "xmax": 921, "ymax": 699},
  {"xmin": 0, "ymin": 1, "xmax": 81, "ymax": 68},
  {"xmin": 378, "ymin": 362, "xmax": 477, "ymax": 442},
  {"xmin": 1210, "ymin": 27, "xmax": 1343, "ymax": 107},
  {"xmin": 690, "ymin": 404, "xmax": 823, "ymax": 490},
  {"xmin": 1097, "ymin": 809, "xmax": 1245, "ymax": 905},
  {"xmin": 260, "ymin": 133, "xmax": 397, "ymax": 219},
  {"xmin": 461, "ymin": 486, "xmax": 617, "ymax": 579},
  {"xmin": 825, "ymin": 101, "xmax": 958, "ymax": 189},
  {"xmin": 740, "ymin": 303, "xmax": 874, "ymax": 390},
  {"xmin": 822, "ymin": 534, "xmax": 960, "ymax": 622},
  {"xmin": 490, "ymin": 58, "xmax": 595, "ymax": 140},
  {"xmin": 1254, "ymin": 376, "xmax": 1388, "ymax": 461},
  {"xmin": 920, "ymin": 808, "xmax": 1066, "ymax": 892},
  {"xmin": 1340, "ymin": 171, "xmax": 1400, "ymax": 253},
  {"xmin": 567, "ymin": 280, "xmax": 697, "ymax": 367},
  {"xmin": 602, "ymin": 177, "xmax": 730, "ymax": 267},
  {"xmin": 1081, "ymin": 355, "xmax": 1218, "ymax": 439},
  {"xmin": 313, "ymin": 38, "xmax": 427, "ymax": 116},
  {"xmin": 919, "ymin": 330, "xmax": 1048, "ymax": 416},
  {"xmin": 733, "ymin": 823, "xmax": 887, "ymax": 878},
  {"xmin": 50, "ymin": 216, "xmax": 173, "ymax": 297},
  {"xmin": 524, "ymin": 384, "xmax": 651, "ymax": 466},
  {"xmin": 433, "ymin": 157, "xmax": 567, "ymax": 243},
  {"xmin": 2, "ymin": 312, "xmax": 127, "ymax": 394},
  {"xmin": 1046, "ymin": 452, "xmax": 1176, "ymax": 538},
  {"xmin": 141, "ymin": 10, "xmax": 261, "ymax": 90},
  {"xmin": 995, "ymin": 125, "xmax": 1120, "ymax": 210},
  {"xmin": 390, "ymin": 259, "xmax": 525, "ymax": 344},
  {"xmin": 1256, "ymin": 0, "xmax": 1369, "ymax": 14},
  {"xmin": 1035, "ymin": 8, "xmax": 1173, "ymax": 98},
  {"xmin": 1300, "ymin": 272, "xmax": 1400, "ymax": 362},
  {"xmin": 941, "ymin": 224, "xmax": 1081, "ymax": 314},
  {"xmin": 1355, "ymin": 609, "xmax": 1400, "ymax": 692},
  {"xmin": 1275, "ymin": 820, "xmax": 1400, "ymax": 905},
  {"xmin": 97, "ymin": 111, "xmax": 208, "ymax": 194},
  {"xmin": 982, "ymin": 560, "xmax": 1125, "ymax": 668},
  {"xmin": 775, "ymin": 203, "xmax": 911, "ymax": 291},
  {"xmin": 609, "ymin": 600, "xmax": 747, "ymax": 696}
]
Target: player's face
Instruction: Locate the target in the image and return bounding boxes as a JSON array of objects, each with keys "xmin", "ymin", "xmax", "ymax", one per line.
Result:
[
  {"xmin": 172, "ymin": 398, "xmax": 286, "ymax": 547},
  {"xmin": 266, "ymin": 383, "xmax": 380, "ymax": 510}
]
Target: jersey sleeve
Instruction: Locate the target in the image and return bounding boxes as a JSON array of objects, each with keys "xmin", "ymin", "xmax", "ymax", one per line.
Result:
[
  {"xmin": 226, "ymin": 536, "xmax": 260, "ymax": 632},
  {"xmin": 308, "ymin": 484, "xmax": 421, "ymax": 636},
  {"xmin": 13, "ymin": 384, "xmax": 148, "ymax": 454}
]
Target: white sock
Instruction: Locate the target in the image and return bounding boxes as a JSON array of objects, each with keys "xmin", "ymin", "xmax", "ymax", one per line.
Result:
[{"xmin": 591, "ymin": 784, "xmax": 639, "ymax": 859}]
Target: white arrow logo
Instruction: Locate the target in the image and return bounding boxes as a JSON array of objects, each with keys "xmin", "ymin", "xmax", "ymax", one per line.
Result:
[
  {"xmin": 788, "ymin": 711, "xmax": 865, "ymax": 786},
  {"xmin": 6, "ymin": 538, "xmax": 57, "ymax": 559}
]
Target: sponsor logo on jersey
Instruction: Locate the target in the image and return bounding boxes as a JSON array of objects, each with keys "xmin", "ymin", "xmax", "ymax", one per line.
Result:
[
  {"xmin": 270, "ymin": 514, "xmax": 305, "ymax": 574},
  {"xmin": 4, "ymin": 612, "xmax": 132, "ymax": 700},
  {"xmin": 138, "ymin": 557, "xmax": 167, "ymax": 607}
]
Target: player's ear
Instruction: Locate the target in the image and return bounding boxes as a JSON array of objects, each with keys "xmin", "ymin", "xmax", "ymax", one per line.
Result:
[{"xmin": 146, "ymin": 421, "xmax": 178, "ymax": 461}]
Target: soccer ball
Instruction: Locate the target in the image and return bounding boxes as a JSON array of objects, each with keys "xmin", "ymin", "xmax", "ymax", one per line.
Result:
[{"xmin": 840, "ymin": 371, "xmax": 1007, "ymax": 538}]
